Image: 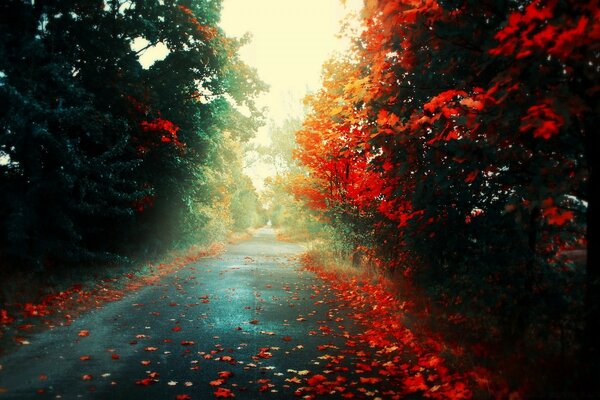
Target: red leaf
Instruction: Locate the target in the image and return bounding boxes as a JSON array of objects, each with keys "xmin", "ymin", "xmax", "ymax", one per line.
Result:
[
  {"xmin": 307, "ymin": 374, "xmax": 327, "ymax": 386},
  {"xmin": 172, "ymin": 326, "xmax": 182, "ymax": 332},
  {"xmin": 0, "ymin": 309, "xmax": 14, "ymax": 324},
  {"xmin": 214, "ymin": 387, "xmax": 235, "ymax": 398},
  {"xmin": 403, "ymin": 374, "xmax": 428, "ymax": 393},
  {"xmin": 77, "ymin": 330, "xmax": 90, "ymax": 337},
  {"xmin": 136, "ymin": 378, "xmax": 155, "ymax": 386},
  {"xmin": 176, "ymin": 395, "xmax": 192, "ymax": 400},
  {"xmin": 465, "ymin": 170, "xmax": 478, "ymax": 183},
  {"xmin": 359, "ymin": 377, "xmax": 382, "ymax": 384}
]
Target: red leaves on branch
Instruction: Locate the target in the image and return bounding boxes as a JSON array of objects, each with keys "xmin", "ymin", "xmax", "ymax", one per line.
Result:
[
  {"xmin": 490, "ymin": 1, "xmax": 599, "ymax": 59},
  {"xmin": 140, "ymin": 118, "xmax": 184, "ymax": 149},
  {"xmin": 542, "ymin": 198, "xmax": 574, "ymax": 226},
  {"xmin": 520, "ymin": 102, "xmax": 564, "ymax": 139}
]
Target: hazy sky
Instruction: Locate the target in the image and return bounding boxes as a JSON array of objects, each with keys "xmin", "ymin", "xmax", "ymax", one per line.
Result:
[
  {"xmin": 220, "ymin": 0, "xmax": 361, "ymax": 188},
  {"xmin": 220, "ymin": 0, "xmax": 360, "ymax": 122}
]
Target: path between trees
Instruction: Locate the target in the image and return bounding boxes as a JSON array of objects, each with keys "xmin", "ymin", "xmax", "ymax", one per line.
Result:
[{"xmin": 0, "ymin": 228, "xmax": 474, "ymax": 399}]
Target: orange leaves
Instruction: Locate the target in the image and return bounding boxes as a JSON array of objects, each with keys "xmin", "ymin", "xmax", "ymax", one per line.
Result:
[
  {"xmin": 376, "ymin": 109, "xmax": 400, "ymax": 127},
  {"xmin": 253, "ymin": 347, "xmax": 272, "ymax": 360},
  {"xmin": 177, "ymin": 5, "xmax": 218, "ymax": 40}
]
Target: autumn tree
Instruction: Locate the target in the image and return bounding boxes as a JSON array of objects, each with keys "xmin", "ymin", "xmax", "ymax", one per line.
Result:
[{"xmin": 292, "ymin": 0, "xmax": 597, "ymax": 394}]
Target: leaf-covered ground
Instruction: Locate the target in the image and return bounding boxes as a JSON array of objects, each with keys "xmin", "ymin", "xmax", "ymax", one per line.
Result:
[{"xmin": 0, "ymin": 229, "xmax": 484, "ymax": 399}]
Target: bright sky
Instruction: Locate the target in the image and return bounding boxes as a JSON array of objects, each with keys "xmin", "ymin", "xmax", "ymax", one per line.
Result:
[{"xmin": 220, "ymin": 0, "xmax": 361, "ymax": 189}]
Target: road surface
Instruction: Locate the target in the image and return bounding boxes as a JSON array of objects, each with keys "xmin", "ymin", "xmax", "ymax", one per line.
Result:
[{"xmin": 0, "ymin": 228, "xmax": 367, "ymax": 399}]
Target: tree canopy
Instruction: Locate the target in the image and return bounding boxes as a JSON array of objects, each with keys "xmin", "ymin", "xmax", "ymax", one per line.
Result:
[{"xmin": 0, "ymin": 0, "xmax": 265, "ymax": 270}]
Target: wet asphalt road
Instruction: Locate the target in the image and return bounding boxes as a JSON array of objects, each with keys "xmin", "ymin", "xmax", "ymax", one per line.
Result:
[{"xmin": 0, "ymin": 228, "xmax": 364, "ymax": 399}]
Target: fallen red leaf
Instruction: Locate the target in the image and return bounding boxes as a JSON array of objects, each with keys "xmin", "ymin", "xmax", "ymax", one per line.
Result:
[
  {"xmin": 214, "ymin": 387, "xmax": 235, "ymax": 398},
  {"xmin": 172, "ymin": 326, "xmax": 182, "ymax": 332},
  {"xmin": 82, "ymin": 374, "xmax": 93, "ymax": 381},
  {"xmin": 306, "ymin": 374, "xmax": 327, "ymax": 386},
  {"xmin": 176, "ymin": 395, "xmax": 192, "ymax": 400},
  {"xmin": 359, "ymin": 377, "xmax": 382, "ymax": 384},
  {"xmin": 77, "ymin": 330, "xmax": 90, "ymax": 337},
  {"xmin": 135, "ymin": 378, "xmax": 155, "ymax": 386}
]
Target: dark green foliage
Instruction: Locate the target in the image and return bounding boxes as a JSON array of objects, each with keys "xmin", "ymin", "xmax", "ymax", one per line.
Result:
[{"xmin": 0, "ymin": 0, "xmax": 264, "ymax": 271}]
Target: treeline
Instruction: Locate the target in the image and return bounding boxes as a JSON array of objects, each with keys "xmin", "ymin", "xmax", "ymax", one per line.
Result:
[
  {"xmin": 281, "ymin": 0, "xmax": 597, "ymax": 395},
  {"xmin": 0, "ymin": 0, "xmax": 266, "ymax": 273}
]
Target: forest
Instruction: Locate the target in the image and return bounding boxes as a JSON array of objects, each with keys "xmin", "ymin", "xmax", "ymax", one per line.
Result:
[{"xmin": 1, "ymin": 0, "xmax": 598, "ymax": 398}]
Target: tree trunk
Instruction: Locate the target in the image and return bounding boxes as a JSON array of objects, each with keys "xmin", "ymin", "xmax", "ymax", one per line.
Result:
[{"xmin": 583, "ymin": 114, "xmax": 599, "ymax": 393}]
